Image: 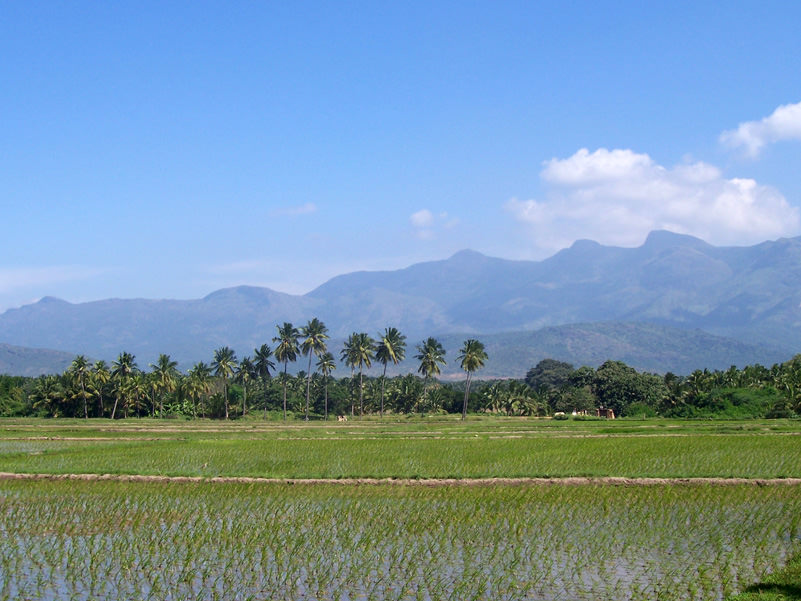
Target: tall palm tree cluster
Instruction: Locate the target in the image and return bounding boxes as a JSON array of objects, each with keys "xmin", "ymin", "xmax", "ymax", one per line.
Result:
[
  {"xmin": 18, "ymin": 319, "xmax": 489, "ymax": 421},
  {"xmin": 9, "ymin": 346, "xmax": 801, "ymax": 419}
]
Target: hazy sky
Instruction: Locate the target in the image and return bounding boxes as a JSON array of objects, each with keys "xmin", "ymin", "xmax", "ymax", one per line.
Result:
[{"xmin": 2, "ymin": 2, "xmax": 801, "ymax": 311}]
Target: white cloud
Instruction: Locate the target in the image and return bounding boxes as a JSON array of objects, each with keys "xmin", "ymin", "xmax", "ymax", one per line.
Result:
[
  {"xmin": 270, "ymin": 202, "xmax": 317, "ymax": 217},
  {"xmin": 506, "ymin": 147, "xmax": 800, "ymax": 255},
  {"xmin": 409, "ymin": 209, "xmax": 438, "ymax": 239},
  {"xmin": 410, "ymin": 209, "xmax": 434, "ymax": 228},
  {"xmin": 408, "ymin": 209, "xmax": 460, "ymax": 239},
  {"xmin": 720, "ymin": 101, "xmax": 801, "ymax": 157},
  {"xmin": 542, "ymin": 148, "xmax": 654, "ymax": 185}
]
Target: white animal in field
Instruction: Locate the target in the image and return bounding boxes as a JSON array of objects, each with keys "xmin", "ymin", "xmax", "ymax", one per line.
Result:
[{"xmin": 337, "ymin": 415, "xmax": 348, "ymax": 422}]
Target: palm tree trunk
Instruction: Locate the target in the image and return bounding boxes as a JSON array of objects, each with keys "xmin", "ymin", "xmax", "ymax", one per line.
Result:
[
  {"xmin": 282, "ymin": 362, "xmax": 288, "ymax": 421},
  {"xmin": 350, "ymin": 367, "xmax": 355, "ymax": 417},
  {"xmin": 82, "ymin": 382, "xmax": 88, "ymax": 419},
  {"xmin": 380, "ymin": 364, "xmax": 387, "ymax": 418},
  {"xmin": 242, "ymin": 384, "xmax": 247, "ymax": 417},
  {"xmin": 305, "ymin": 353, "xmax": 313, "ymax": 421},
  {"xmin": 324, "ymin": 377, "xmax": 329, "ymax": 421},
  {"xmin": 263, "ymin": 377, "xmax": 268, "ymax": 420},
  {"xmin": 418, "ymin": 379, "xmax": 429, "ymax": 414},
  {"xmin": 224, "ymin": 379, "xmax": 229, "ymax": 420},
  {"xmin": 111, "ymin": 392, "xmax": 119, "ymax": 420},
  {"xmin": 359, "ymin": 369, "xmax": 364, "ymax": 418},
  {"xmin": 462, "ymin": 372, "xmax": 472, "ymax": 421}
]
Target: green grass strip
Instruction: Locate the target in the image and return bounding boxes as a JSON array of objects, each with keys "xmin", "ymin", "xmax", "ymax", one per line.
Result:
[{"xmin": 728, "ymin": 553, "xmax": 801, "ymax": 600}]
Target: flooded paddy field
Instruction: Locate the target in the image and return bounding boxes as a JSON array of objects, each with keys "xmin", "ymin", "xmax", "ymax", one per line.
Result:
[{"xmin": 1, "ymin": 418, "xmax": 799, "ymax": 599}]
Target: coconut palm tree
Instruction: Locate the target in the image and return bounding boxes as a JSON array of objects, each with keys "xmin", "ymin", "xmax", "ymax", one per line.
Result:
[
  {"xmin": 211, "ymin": 346, "xmax": 238, "ymax": 420},
  {"xmin": 457, "ymin": 339, "xmax": 488, "ymax": 420},
  {"xmin": 187, "ymin": 361, "xmax": 212, "ymax": 418},
  {"xmin": 236, "ymin": 356, "xmax": 255, "ymax": 417},
  {"xmin": 343, "ymin": 332, "xmax": 374, "ymax": 418},
  {"xmin": 91, "ymin": 360, "xmax": 110, "ymax": 417},
  {"xmin": 340, "ymin": 334, "xmax": 358, "ymax": 417},
  {"xmin": 111, "ymin": 352, "xmax": 138, "ymax": 419},
  {"xmin": 375, "ymin": 327, "xmax": 406, "ymax": 418},
  {"xmin": 68, "ymin": 356, "xmax": 91, "ymax": 419},
  {"xmin": 31, "ymin": 375, "xmax": 65, "ymax": 417},
  {"xmin": 503, "ymin": 380, "xmax": 540, "ymax": 416},
  {"xmin": 150, "ymin": 353, "xmax": 179, "ymax": 418},
  {"xmin": 415, "ymin": 337, "xmax": 446, "ymax": 401},
  {"xmin": 316, "ymin": 351, "xmax": 336, "ymax": 421},
  {"xmin": 253, "ymin": 344, "xmax": 275, "ymax": 410},
  {"xmin": 126, "ymin": 373, "xmax": 148, "ymax": 417},
  {"xmin": 273, "ymin": 322, "xmax": 300, "ymax": 420},
  {"xmin": 253, "ymin": 344, "xmax": 276, "ymax": 418},
  {"xmin": 300, "ymin": 318, "xmax": 329, "ymax": 421}
]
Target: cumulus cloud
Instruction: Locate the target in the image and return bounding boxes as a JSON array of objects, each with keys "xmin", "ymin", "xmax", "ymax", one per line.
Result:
[
  {"xmin": 410, "ymin": 209, "xmax": 434, "ymax": 228},
  {"xmin": 720, "ymin": 101, "xmax": 801, "ymax": 157},
  {"xmin": 409, "ymin": 209, "xmax": 457, "ymax": 239},
  {"xmin": 270, "ymin": 202, "xmax": 317, "ymax": 217},
  {"xmin": 506, "ymin": 148, "xmax": 800, "ymax": 255}
]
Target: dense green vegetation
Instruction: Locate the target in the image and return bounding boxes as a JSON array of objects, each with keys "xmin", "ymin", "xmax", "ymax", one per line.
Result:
[{"xmin": 1, "ymin": 334, "xmax": 799, "ymax": 420}]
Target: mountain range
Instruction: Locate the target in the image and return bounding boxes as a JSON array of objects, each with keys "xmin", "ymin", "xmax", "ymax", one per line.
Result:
[
  {"xmin": 1, "ymin": 230, "xmax": 799, "ymax": 376},
  {"xmin": 0, "ymin": 343, "xmax": 78, "ymax": 377}
]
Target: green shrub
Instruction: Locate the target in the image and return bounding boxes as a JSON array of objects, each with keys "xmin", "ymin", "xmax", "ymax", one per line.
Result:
[
  {"xmin": 665, "ymin": 387, "xmax": 783, "ymax": 419},
  {"xmin": 624, "ymin": 402, "xmax": 657, "ymax": 418}
]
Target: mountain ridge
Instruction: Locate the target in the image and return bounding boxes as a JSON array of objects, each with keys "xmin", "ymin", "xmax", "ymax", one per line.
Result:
[
  {"xmin": 1, "ymin": 230, "xmax": 800, "ymax": 374},
  {"xmin": 0, "ymin": 343, "xmax": 80, "ymax": 377}
]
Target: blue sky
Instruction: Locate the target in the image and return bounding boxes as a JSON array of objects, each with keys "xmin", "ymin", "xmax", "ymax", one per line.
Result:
[{"xmin": 2, "ymin": 1, "xmax": 801, "ymax": 311}]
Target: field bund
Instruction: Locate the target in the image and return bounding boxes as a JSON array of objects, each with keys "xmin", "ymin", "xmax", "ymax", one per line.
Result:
[{"xmin": 1, "ymin": 418, "xmax": 800, "ymax": 600}]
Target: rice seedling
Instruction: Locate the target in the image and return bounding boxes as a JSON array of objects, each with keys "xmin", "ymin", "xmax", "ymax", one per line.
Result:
[
  {"xmin": 1, "ymin": 418, "xmax": 798, "ymax": 599},
  {"xmin": 0, "ymin": 479, "xmax": 798, "ymax": 601},
  {"xmin": 1, "ymin": 430, "xmax": 799, "ymax": 479}
]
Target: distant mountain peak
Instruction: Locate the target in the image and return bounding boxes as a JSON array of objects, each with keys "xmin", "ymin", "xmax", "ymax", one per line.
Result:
[
  {"xmin": 37, "ymin": 296, "xmax": 70, "ymax": 305},
  {"xmin": 448, "ymin": 249, "xmax": 487, "ymax": 260},
  {"xmin": 642, "ymin": 230, "xmax": 708, "ymax": 250},
  {"xmin": 202, "ymin": 285, "xmax": 289, "ymax": 303},
  {"xmin": 568, "ymin": 239, "xmax": 602, "ymax": 251}
]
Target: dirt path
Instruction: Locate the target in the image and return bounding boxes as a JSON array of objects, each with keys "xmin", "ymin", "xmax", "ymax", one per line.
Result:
[{"xmin": 1, "ymin": 472, "xmax": 800, "ymax": 487}]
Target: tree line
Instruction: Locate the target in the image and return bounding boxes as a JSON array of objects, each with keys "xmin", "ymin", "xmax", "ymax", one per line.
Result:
[
  {"xmin": 523, "ymin": 357, "xmax": 801, "ymax": 419},
  {"xmin": 0, "ymin": 320, "xmax": 799, "ymax": 420},
  {"xmin": 0, "ymin": 320, "xmax": 489, "ymax": 421}
]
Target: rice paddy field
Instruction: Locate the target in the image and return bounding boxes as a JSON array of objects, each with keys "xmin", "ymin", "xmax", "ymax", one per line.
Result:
[{"xmin": 1, "ymin": 417, "xmax": 800, "ymax": 600}]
